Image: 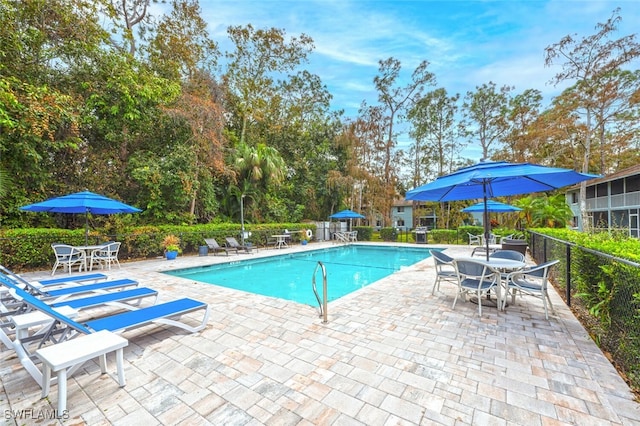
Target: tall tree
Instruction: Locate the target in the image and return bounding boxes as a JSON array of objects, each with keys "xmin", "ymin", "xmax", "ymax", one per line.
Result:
[
  {"xmin": 373, "ymin": 58, "xmax": 436, "ymax": 225},
  {"xmin": 408, "ymin": 88, "xmax": 461, "ymax": 182},
  {"xmin": 103, "ymin": 0, "xmax": 153, "ymax": 57},
  {"xmin": 224, "ymin": 25, "xmax": 314, "ymax": 146},
  {"xmin": 145, "ymin": 0, "xmax": 218, "ymax": 80},
  {"xmin": 500, "ymin": 88, "xmax": 542, "ymax": 162},
  {"xmin": 544, "ymin": 8, "xmax": 640, "ymax": 230},
  {"xmin": 0, "ymin": 0, "xmax": 108, "ymax": 224},
  {"xmin": 462, "ymin": 81, "xmax": 512, "ymax": 160},
  {"xmin": 233, "ymin": 142, "xmax": 286, "ymax": 222}
]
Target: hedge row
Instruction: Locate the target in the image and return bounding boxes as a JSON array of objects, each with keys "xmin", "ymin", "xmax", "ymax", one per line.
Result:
[{"xmin": 0, "ymin": 223, "xmax": 317, "ymax": 272}]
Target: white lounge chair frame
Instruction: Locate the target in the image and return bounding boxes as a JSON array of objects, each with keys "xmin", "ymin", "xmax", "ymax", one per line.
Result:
[{"xmin": 8, "ymin": 285, "xmax": 209, "ymax": 388}]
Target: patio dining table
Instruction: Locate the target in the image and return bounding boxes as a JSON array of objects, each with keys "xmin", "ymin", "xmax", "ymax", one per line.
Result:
[
  {"xmin": 73, "ymin": 244, "xmax": 108, "ymax": 271},
  {"xmin": 456, "ymin": 256, "xmax": 526, "ymax": 308},
  {"xmin": 271, "ymin": 235, "xmax": 289, "ymax": 249}
]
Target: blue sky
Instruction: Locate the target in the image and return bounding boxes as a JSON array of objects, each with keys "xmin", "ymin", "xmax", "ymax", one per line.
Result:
[{"xmin": 199, "ymin": 0, "xmax": 640, "ymax": 158}]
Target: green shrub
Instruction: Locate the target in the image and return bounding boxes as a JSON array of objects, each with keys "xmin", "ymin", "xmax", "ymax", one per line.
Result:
[
  {"xmin": 379, "ymin": 227, "xmax": 398, "ymax": 242},
  {"xmin": 353, "ymin": 226, "xmax": 372, "ymax": 241},
  {"xmin": 428, "ymin": 229, "xmax": 458, "ymax": 244},
  {"xmin": 0, "ymin": 223, "xmax": 317, "ymax": 271},
  {"xmin": 457, "ymin": 225, "xmax": 484, "ymax": 243}
]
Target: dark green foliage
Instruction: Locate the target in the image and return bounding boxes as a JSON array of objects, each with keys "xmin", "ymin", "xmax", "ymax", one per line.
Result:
[
  {"xmin": 379, "ymin": 227, "xmax": 398, "ymax": 242},
  {"xmin": 457, "ymin": 225, "xmax": 484, "ymax": 242},
  {"xmin": 353, "ymin": 226, "xmax": 372, "ymax": 241},
  {"xmin": 0, "ymin": 223, "xmax": 317, "ymax": 271},
  {"xmin": 428, "ymin": 229, "xmax": 457, "ymax": 244}
]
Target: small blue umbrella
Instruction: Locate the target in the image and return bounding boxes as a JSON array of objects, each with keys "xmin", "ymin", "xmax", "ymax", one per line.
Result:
[
  {"xmin": 329, "ymin": 209, "xmax": 365, "ymax": 219},
  {"xmin": 21, "ymin": 191, "xmax": 142, "ymax": 243},
  {"xmin": 329, "ymin": 209, "xmax": 365, "ymax": 233},
  {"xmin": 406, "ymin": 160, "xmax": 600, "ymax": 259},
  {"xmin": 462, "ymin": 200, "xmax": 522, "ymax": 213}
]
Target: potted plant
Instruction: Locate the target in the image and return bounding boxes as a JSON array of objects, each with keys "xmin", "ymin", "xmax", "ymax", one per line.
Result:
[{"xmin": 162, "ymin": 234, "xmax": 181, "ymax": 260}]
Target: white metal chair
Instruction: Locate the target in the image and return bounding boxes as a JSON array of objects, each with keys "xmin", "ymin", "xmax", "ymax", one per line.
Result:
[
  {"xmin": 51, "ymin": 244, "xmax": 86, "ymax": 276},
  {"xmin": 89, "ymin": 242, "xmax": 121, "ymax": 271},
  {"xmin": 481, "ymin": 233, "xmax": 497, "ymax": 245},
  {"xmin": 429, "ymin": 250, "xmax": 458, "ymax": 295},
  {"xmin": 452, "ymin": 258, "xmax": 501, "ymax": 317},
  {"xmin": 499, "ymin": 234, "xmax": 514, "ymax": 244},
  {"xmin": 503, "ymin": 260, "xmax": 559, "ymax": 319},
  {"xmin": 468, "ymin": 233, "xmax": 482, "ymax": 245}
]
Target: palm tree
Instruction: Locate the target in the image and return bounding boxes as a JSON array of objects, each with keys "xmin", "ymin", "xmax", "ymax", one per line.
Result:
[
  {"xmin": 233, "ymin": 142, "xmax": 286, "ymax": 221},
  {"xmin": 532, "ymin": 194, "xmax": 573, "ymax": 228}
]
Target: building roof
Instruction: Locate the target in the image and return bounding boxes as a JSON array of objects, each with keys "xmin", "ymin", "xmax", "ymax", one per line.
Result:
[
  {"xmin": 567, "ymin": 163, "xmax": 640, "ymax": 191},
  {"xmin": 393, "ymin": 198, "xmax": 413, "ymax": 207}
]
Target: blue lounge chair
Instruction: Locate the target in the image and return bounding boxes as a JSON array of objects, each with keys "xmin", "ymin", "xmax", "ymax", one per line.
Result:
[
  {"xmin": 0, "ymin": 268, "xmax": 138, "ymax": 301},
  {"xmin": 38, "ymin": 273, "xmax": 107, "ymax": 287},
  {"xmin": 8, "ymin": 285, "xmax": 209, "ymax": 387},
  {"xmin": 0, "ymin": 274, "xmax": 150, "ymax": 351},
  {"xmin": 43, "ymin": 279, "xmax": 138, "ymax": 300},
  {"xmin": 50, "ymin": 287, "xmax": 158, "ymax": 311}
]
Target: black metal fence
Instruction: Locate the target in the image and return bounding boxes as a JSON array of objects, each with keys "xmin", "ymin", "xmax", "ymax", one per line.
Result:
[{"xmin": 529, "ymin": 231, "xmax": 640, "ymax": 393}]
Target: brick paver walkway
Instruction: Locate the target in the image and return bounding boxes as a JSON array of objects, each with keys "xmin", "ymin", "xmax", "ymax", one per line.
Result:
[{"xmin": 1, "ymin": 243, "xmax": 638, "ymax": 425}]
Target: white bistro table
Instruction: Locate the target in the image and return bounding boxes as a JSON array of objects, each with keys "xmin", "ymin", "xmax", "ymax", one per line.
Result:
[
  {"xmin": 271, "ymin": 235, "xmax": 289, "ymax": 249},
  {"xmin": 74, "ymin": 244, "xmax": 107, "ymax": 271}
]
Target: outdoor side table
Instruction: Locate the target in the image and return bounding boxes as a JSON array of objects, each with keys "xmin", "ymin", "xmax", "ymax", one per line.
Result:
[{"xmin": 35, "ymin": 330, "xmax": 128, "ymax": 416}]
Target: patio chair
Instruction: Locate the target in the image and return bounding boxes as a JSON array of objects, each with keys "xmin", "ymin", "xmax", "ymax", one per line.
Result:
[
  {"xmin": 489, "ymin": 250, "xmax": 526, "ymax": 262},
  {"xmin": 429, "ymin": 250, "xmax": 457, "ymax": 295},
  {"xmin": 467, "ymin": 233, "xmax": 482, "ymax": 245},
  {"xmin": 503, "ymin": 260, "xmax": 559, "ymax": 319},
  {"xmin": 7, "ymin": 284, "xmax": 209, "ymax": 388},
  {"xmin": 333, "ymin": 231, "xmax": 350, "ymax": 243},
  {"xmin": 205, "ymin": 238, "xmax": 237, "ymax": 256},
  {"xmin": 225, "ymin": 237, "xmax": 253, "ymax": 253},
  {"xmin": 499, "ymin": 234, "xmax": 514, "ymax": 244},
  {"xmin": 452, "ymin": 258, "xmax": 501, "ymax": 317},
  {"xmin": 481, "ymin": 233, "xmax": 497, "ymax": 245},
  {"xmin": 89, "ymin": 242, "xmax": 121, "ymax": 271},
  {"xmin": 51, "ymin": 244, "xmax": 86, "ymax": 275}
]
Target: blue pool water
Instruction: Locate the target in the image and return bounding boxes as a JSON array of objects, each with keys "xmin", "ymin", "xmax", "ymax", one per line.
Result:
[{"xmin": 165, "ymin": 245, "xmax": 433, "ymax": 305}]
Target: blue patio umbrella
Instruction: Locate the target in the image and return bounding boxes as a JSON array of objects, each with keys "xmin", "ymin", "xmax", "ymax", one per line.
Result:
[
  {"xmin": 462, "ymin": 200, "xmax": 522, "ymax": 213},
  {"xmin": 329, "ymin": 209, "xmax": 366, "ymax": 219},
  {"xmin": 405, "ymin": 160, "xmax": 600, "ymax": 259},
  {"xmin": 20, "ymin": 191, "xmax": 142, "ymax": 244},
  {"xmin": 329, "ymin": 209, "xmax": 365, "ymax": 232}
]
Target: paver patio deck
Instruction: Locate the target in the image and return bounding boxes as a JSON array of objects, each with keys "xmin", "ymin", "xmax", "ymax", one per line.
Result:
[{"xmin": 1, "ymin": 242, "xmax": 639, "ymax": 425}]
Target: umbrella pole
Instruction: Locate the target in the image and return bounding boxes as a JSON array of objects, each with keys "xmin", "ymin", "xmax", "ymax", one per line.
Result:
[
  {"xmin": 85, "ymin": 211, "xmax": 89, "ymax": 245},
  {"xmin": 483, "ymin": 185, "xmax": 490, "ymax": 261}
]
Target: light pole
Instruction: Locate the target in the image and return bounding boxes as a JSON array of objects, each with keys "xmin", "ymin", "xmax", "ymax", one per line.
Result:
[{"xmin": 240, "ymin": 194, "xmax": 246, "ymax": 246}]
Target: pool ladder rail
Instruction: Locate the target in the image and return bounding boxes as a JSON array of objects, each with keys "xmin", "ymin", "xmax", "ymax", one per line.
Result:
[{"xmin": 312, "ymin": 261, "xmax": 328, "ymax": 323}]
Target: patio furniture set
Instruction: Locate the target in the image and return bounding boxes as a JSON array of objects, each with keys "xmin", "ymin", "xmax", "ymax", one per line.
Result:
[
  {"xmin": 430, "ymin": 248, "xmax": 558, "ymax": 319},
  {"xmin": 51, "ymin": 242, "xmax": 121, "ymax": 276}
]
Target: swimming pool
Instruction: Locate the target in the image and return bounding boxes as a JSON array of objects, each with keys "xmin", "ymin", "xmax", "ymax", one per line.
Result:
[{"xmin": 165, "ymin": 245, "xmax": 433, "ymax": 305}]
